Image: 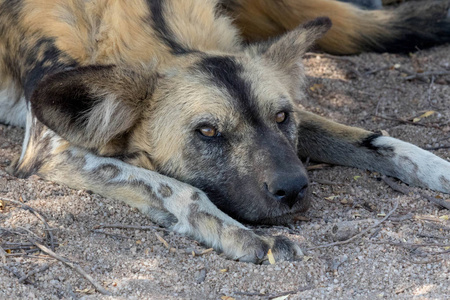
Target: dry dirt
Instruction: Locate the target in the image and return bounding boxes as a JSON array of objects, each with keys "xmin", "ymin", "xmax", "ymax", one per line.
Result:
[{"xmin": 1, "ymin": 45, "xmax": 450, "ymax": 300}]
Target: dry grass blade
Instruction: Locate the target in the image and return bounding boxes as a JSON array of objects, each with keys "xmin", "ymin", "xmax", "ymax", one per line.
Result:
[
  {"xmin": 267, "ymin": 249, "xmax": 276, "ymax": 265},
  {"xmin": 26, "ymin": 238, "xmax": 111, "ymax": 296},
  {"xmin": 200, "ymin": 248, "xmax": 214, "ymax": 255},
  {"xmin": 155, "ymin": 232, "xmax": 171, "ymax": 249}
]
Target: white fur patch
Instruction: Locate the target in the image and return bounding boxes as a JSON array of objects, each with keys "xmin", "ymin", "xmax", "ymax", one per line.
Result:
[
  {"xmin": 20, "ymin": 110, "xmax": 33, "ymax": 161},
  {"xmin": 84, "ymin": 94, "xmax": 136, "ymax": 145},
  {"xmin": 373, "ymin": 136, "xmax": 450, "ymax": 193},
  {"xmin": 0, "ymin": 86, "xmax": 27, "ymax": 127}
]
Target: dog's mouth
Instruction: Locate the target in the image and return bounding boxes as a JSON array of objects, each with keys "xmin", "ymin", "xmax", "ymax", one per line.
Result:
[
  {"xmin": 256, "ymin": 211, "xmax": 309, "ymax": 225},
  {"xmin": 252, "ymin": 203, "xmax": 310, "ymax": 225},
  {"xmin": 232, "ymin": 188, "xmax": 312, "ymax": 225}
]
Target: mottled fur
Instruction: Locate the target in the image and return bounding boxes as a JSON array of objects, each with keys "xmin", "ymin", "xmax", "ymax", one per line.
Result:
[{"xmin": 1, "ymin": 0, "xmax": 449, "ymax": 263}]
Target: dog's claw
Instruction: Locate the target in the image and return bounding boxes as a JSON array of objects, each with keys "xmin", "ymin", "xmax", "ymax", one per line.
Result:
[{"xmin": 221, "ymin": 228, "xmax": 302, "ymax": 264}]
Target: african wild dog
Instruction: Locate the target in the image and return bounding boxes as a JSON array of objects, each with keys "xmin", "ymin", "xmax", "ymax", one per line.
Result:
[{"xmin": 0, "ymin": 0, "xmax": 449, "ymax": 263}]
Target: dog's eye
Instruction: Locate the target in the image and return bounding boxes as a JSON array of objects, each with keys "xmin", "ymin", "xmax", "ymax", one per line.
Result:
[
  {"xmin": 275, "ymin": 111, "xmax": 287, "ymax": 123},
  {"xmin": 198, "ymin": 127, "xmax": 221, "ymax": 138}
]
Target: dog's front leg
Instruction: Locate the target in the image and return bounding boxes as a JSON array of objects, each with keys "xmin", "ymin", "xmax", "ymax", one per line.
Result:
[
  {"xmin": 12, "ymin": 120, "xmax": 301, "ymax": 263},
  {"xmin": 296, "ymin": 110, "xmax": 450, "ymax": 193}
]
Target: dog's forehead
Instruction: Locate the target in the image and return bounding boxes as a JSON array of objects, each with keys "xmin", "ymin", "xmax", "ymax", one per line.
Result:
[{"xmin": 191, "ymin": 55, "xmax": 293, "ymax": 117}]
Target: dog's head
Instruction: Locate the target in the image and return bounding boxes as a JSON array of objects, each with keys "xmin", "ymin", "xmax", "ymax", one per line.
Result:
[{"xmin": 31, "ymin": 18, "xmax": 331, "ymax": 224}]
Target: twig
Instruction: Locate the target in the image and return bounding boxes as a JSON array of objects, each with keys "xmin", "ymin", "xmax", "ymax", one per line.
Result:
[
  {"xmin": 369, "ymin": 241, "xmax": 450, "ymax": 248},
  {"xmin": 155, "ymin": 232, "xmax": 176, "ymax": 253},
  {"xmin": 427, "ymin": 75, "xmax": 435, "ymax": 107},
  {"xmin": 389, "ymin": 213, "xmax": 413, "ymax": 222},
  {"xmin": 425, "ymin": 223, "xmax": 450, "ymax": 231},
  {"xmin": 306, "ymin": 164, "xmax": 331, "ymax": 171},
  {"xmin": 0, "ymin": 245, "xmax": 6, "ymax": 264},
  {"xmin": 395, "ymin": 285, "xmax": 415, "ymax": 295},
  {"xmin": 267, "ymin": 290, "xmax": 302, "ymax": 300},
  {"xmin": 382, "ymin": 176, "xmax": 450, "ymax": 210},
  {"xmin": 18, "ymin": 263, "xmax": 51, "ymax": 283},
  {"xmin": 396, "ymin": 67, "xmax": 429, "ymax": 83},
  {"xmin": 381, "ymin": 176, "xmax": 410, "ymax": 195},
  {"xmin": 307, "ymin": 200, "xmax": 399, "ymax": 250},
  {"xmin": 234, "ymin": 286, "xmax": 312, "ymax": 299},
  {"xmin": 0, "ymin": 197, "xmax": 56, "ymax": 251},
  {"xmin": 403, "ymin": 71, "xmax": 450, "ymax": 81},
  {"xmin": 8, "ymin": 254, "xmax": 54, "ymax": 260},
  {"xmin": 26, "ymin": 237, "xmax": 111, "ymax": 296},
  {"xmin": 415, "ymin": 215, "xmax": 446, "ymax": 222},
  {"xmin": 91, "ymin": 229, "xmax": 130, "ymax": 240},
  {"xmin": 310, "ymin": 179, "xmax": 342, "ymax": 186},
  {"xmin": 17, "ymin": 226, "xmax": 45, "ymax": 242},
  {"xmin": 422, "ymin": 145, "xmax": 450, "ymax": 151},
  {"xmin": 421, "ymin": 194, "xmax": 450, "ymax": 210},
  {"xmin": 93, "ymin": 223, "xmax": 168, "ymax": 232},
  {"xmin": 2, "ymin": 265, "xmax": 27, "ymax": 283},
  {"xmin": 364, "ymin": 65, "xmax": 390, "ymax": 76},
  {"xmin": 6, "ymin": 252, "xmax": 49, "ymax": 257},
  {"xmin": 234, "ymin": 291, "xmax": 266, "ymax": 297},
  {"xmin": 411, "ymin": 259, "xmax": 443, "ymax": 264},
  {"xmin": 2, "ymin": 241, "xmax": 60, "ymax": 252},
  {"xmin": 417, "ymin": 233, "xmax": 447, "ymax": 239},
  {"xmin": 369, "ymin": 227, "xmax": 382, "ymax": 239},
  {"xmin": 190, "ymin": 248, "xmax": 214, "ymax": 257}
]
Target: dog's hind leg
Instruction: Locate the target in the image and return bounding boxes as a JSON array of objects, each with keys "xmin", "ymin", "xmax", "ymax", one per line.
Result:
[
  {"xmin": 295, "ymin": 110, "xmax": 450, "ymax": 193},
  {"xmin": 10, "ymin": 114, "xmax": 302, "ymax": 263},
  {"xmin": 222, "ymin": 0, "xmax": 450, "ymax": 54}
]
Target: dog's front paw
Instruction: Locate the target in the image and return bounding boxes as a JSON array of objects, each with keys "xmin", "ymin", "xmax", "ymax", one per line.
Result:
[
  {"xmin": 373, "ymin": 136, "xmax": 450, "ymax": 193},
  {"xmin": 221, "ymin": 228, "xmax": 303, "ymax": 263}
]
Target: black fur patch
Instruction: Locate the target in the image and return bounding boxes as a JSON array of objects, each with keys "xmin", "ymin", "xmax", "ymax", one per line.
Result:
[
  {"xmin": 360, "ymin": 133, "xmax": 395, "ymax": 154},
  {"xmin": 31, "ymin": 65, "xmax": 111, "ymax": 136},
  {"xmin": 360, "ymin": 133, "xmax": 383, "ymax": 151},
  {"xmin": 146, "ymin": 0, "xmax": 190, "ymax": 54},
  {"xmin": 158, "ymin": 183, "xmax": 173, "ymax": 198},
  {"xmin": 188, "ymin": 203, "xmax": 224, "ymax": 236},
  {"xmin": 126, "ymin": 180, "xmax": 165, "ymax": 208},
  {"xmin": 191, "ymin": 191, "xmax": 201, "ymax": 201},
  {"xmin": 23, "ymin": 38, "xmax": 77, "ymax": 100},
  {"xmin": 197, "ymin": 56, "xmax": 260, "ymax": 124},
  {"xmin": 363, "ymin": 3, "xmax": 450, "ymax": 53},
  {"xmin": 338, "ymin": 0, "xmax": 382, "ymax": 10},
  {"xmin": 91, "ymin": 164, "xmax": 121, "ymax": 181}
]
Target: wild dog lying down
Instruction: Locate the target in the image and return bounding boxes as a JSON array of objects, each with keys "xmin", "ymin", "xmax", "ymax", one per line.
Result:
[{"xmin": 1, "ymin": 0, "xmax": 450, "ymax": 263}]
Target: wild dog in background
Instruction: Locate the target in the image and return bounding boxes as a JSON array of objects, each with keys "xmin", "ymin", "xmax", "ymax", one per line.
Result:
[{"xmin": 0, "ymin": 0, "xmax": 449, "ymax": 263}]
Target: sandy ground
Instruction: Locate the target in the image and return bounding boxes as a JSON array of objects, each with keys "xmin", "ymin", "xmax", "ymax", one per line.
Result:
[{"xmin": 1, "ymin": 45, "xmax": 450, "ymax": 299}]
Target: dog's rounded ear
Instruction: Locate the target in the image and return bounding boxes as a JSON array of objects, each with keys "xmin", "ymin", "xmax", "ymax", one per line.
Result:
[
  {"xmin": 247, "ymin": 17, "xmax": 332, "ymax": 69},
  {"xmin": 31, "ymin": 65, "xmax": 157, "ymax": 151}
]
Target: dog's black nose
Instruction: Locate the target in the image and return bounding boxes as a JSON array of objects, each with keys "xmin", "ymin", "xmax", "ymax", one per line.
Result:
[{"xmin": 265, "ymin": 174, "xmax": 309, "ymax": 209}]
